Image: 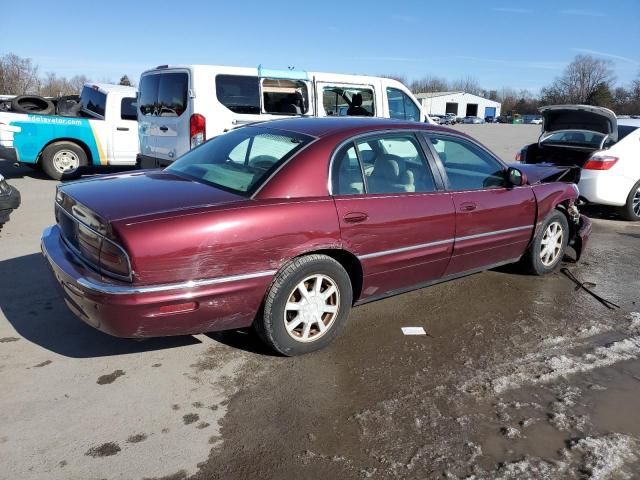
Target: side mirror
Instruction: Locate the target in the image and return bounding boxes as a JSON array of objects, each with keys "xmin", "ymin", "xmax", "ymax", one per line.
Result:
[{"xmin": 507, "ymin": 167, "xmax": 527, "ymax": 187}]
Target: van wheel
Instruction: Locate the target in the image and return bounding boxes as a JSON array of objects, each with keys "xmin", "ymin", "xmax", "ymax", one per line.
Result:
[
  {"xmin": 619, "ymin": 180, "xmax": 640, "ymax": 221},
  {"xmin": 41, "ymin": 142, "xmax": 87, "ymax": 180},
  {"xmin": 522, "ymin": 210, "xmax": 569, "ymax": 275},
  {"xmin": 255, "ymin": 254, "xmax": 353, "ymax": 356}
]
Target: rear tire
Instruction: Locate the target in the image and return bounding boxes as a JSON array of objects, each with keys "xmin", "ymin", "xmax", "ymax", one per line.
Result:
[
  {"xmin": 41, "ymin": 142, "xmax": 87, "ymax": 180},
  {"xmin": 255, "ymin": 254, "xmax": 353, "ymax": 356},
  {"xmin": 619, "ymin": 180, "xmax": 640, "ymax": 221},
  {"xmin": 522, "ymin": 210, "xmax": 569, "ymax": 275}
]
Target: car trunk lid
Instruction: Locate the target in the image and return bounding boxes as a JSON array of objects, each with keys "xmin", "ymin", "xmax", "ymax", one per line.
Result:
[
  {"xmin": 540, "ymin": 105, "xmax": 618, "ymax": 143},
  {"xmin": 59, "ymin": 170, "xmax": 246, "ymax": 222}
]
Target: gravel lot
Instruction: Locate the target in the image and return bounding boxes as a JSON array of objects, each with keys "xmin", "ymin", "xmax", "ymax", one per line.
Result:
[{"xmin": 1, "ymin": 124, "xmax": 640, "ymax": 479}]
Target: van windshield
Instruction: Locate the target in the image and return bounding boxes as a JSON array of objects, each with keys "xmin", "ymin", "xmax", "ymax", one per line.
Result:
[{"xmin": 167, "ymin": 127, "xmax": 312, "ymax": 195}]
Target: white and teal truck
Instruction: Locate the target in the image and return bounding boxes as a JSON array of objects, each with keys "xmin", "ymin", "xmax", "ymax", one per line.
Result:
[{"xmin": 0, "ymin": 84, "xmax": 138, "ymax": 180}]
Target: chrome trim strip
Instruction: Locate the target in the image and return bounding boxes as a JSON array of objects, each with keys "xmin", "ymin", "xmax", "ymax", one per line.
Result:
[
  {"xmin": 358, "ymin": 238, "xmax": 454, "ymax": 260},
  {"xmin": 456, "ymin": 225, "xmax": 532, "ymax": 242},
  {"xmin": 357, "ymin": 225, "xmax": 532, "ymax": 260},
  {"xmin": 75, "ymin": 270, "xmax": 277, "ymax": 295}
]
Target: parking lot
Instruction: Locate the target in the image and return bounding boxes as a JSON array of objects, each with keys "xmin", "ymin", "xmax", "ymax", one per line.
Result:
[{"xmin": 1, "ymin": 124, "xmax": 640, "ymax": 479}]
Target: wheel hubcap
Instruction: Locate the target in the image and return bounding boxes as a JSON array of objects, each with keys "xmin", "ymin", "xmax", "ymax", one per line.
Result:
[
  {"xmin": 52, "ymin": 150, "xmax": 80, "ymax": 173},
  {"xmin": 632, "ymin": 187, "xmax": 640, "ymax": 217},
  {"xmin": 540, "ymin": 221, "xmax": 564, "ymax": 267},
  {"xmin": 283, "ymin": 274, "xmax": 340, "ymax": 343}
]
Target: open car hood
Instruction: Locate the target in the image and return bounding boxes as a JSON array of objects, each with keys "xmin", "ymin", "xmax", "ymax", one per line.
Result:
[{"xmin": 539, "ymin": 105, "xmax": 618, "ymax": 142}]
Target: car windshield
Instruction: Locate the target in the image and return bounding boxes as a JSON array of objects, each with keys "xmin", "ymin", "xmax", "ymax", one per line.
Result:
[{"xmin": 167, "ymin": 126, "xmax": 312, "ymax": 195}]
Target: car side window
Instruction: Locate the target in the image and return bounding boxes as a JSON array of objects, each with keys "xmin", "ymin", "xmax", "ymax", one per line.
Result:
[
  {"xmin": 120, "ymin": 97, "xmax": 137, "ymax": 121},
  {"xmin": 323, "ymin": 86, "xmax": 375, "ymax": 117},
  {"xmin": 430, "ymin": 135, "xmax": 506, "ymax": 190},
  {"xmin": 386, "ymin": 87, "xmax": 420, "ymax": 122},
  {"xmin": 357, "ymin": 135, "xmax": 436, "ymax": 194},
  {"xmin": 332, "ymin": 143, "xmax": 365, "ymax": 195}
]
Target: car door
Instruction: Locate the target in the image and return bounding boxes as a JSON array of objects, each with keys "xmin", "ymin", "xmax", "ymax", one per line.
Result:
[
  {"xmin": 425, "ymin": 133, "xmax": 536, "ymax": 276},
  {"xmin": 110, "ymin": 96, "xmax": 138, "ymax": 165},
  {"xmin": 332, "ymin": 132, "xmax": 455, "ymax": 300}
]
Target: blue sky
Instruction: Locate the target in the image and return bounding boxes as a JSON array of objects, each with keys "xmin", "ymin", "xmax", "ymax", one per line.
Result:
[{"xmin": 3, "ymin": 0, "xmax": 639, "ymax": 93}]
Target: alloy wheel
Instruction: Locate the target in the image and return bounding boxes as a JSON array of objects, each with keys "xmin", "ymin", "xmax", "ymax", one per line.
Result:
[
  {"xmin": 540, "ymin": 221, "xmax": 564, "ymax": 267},
  {"xmin": 283, "ymin": 274, "xmax": 340, "ymax": 343}
]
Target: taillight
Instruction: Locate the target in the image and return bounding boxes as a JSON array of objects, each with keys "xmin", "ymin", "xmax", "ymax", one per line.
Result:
[
  {"xmin": 583, "ymin": 154, "xmax": 619, "ymax": 170},
  {"xmin": 99, "ymin": 240, "xmax": 130, "ymax": 278},
  {"xmin": 190, "ymin": 113, "xmax": 206, "ymax": 149}
]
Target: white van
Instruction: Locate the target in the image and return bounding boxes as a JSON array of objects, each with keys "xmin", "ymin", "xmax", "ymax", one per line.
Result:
[{"xmin": 137, "ymin": 65, "xmax": 432, "ymax": 168}]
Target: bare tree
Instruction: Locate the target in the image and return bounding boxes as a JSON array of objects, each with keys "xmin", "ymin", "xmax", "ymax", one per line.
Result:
[
  {"xmin": 68, "ymin": 75, "xmax": 89, "ymax": 92},
  {"xmin": 451, "ymin": 76, "xmax": 482, "ymax": 95},
  {"xmin": 39, "ymin": 72, "xmax": 88, "ymax": 96},
  {"xmin": 0, "ymin": 53, "xmax": 39, "ymax": 94},
  {"xmin": 410, "ymin": 76, "xmax": 450, "ymax": 93},
  {"xmin": 541, "ymin": 54, "xmax": 615, "ymax": 105}
]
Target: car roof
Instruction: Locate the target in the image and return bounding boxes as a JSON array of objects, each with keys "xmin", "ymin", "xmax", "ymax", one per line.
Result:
[{"xmin": 250, "ymin": 117, "xmax": 457, "ymax": 137}]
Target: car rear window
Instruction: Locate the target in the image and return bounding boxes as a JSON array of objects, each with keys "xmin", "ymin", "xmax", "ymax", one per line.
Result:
[
  {"xmin": 121, "ymin": 97, "xmax": 136, "ymax": 120},
  {"xmin": 138, "ymin": 72, "xmax": 189, "ymax": 117},
  {"xmin": 80, "ymin": 87, "xmax": 106, "ymax": 117},
  {"xmin": 167, "ymin": 126, "xmax": 312, "ymax": 195},
  {"xmin": 216, "ymin": 75, "xmax": 261, "ymax": 114}
]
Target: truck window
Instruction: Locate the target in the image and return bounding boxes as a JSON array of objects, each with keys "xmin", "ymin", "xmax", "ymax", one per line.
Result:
[
  {"xmin": 80, "ymin": 87, "xmax": 107, "ymax": 118},
  {"xmin": 121, "ymin": 98, "xmax": 137, "ymax": 120},
  {"xmin": 138, "ymin": 72, "xmax": 188, "ymax": 117},
  {"xmin": 262, "ymin": 78, "xmax": 309, "ymax": 115},
  {"xmin": 216, "ymin": 75, "xmax": 260, "ymax": 114},
  {"xmin": 387, "ymin": 87, "xmax": 420, "ymax": 122},
  {"xmin": 322, "ymin": 87, "xmax": 374, "ymax": 117}
]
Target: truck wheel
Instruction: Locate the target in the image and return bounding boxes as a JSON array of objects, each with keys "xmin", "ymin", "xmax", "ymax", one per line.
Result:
[
  {"xmin": 41, "ymin": 142, "xmax": 87, "ymax": 180},
  {"xmin": 10, "ymin": 95, "xmax": 55, "ymax": 115},
  {"xmin": 522, "ymin": 210, "xmax": 569, "ymax": 275},
  {"xmin": 619, "ymin": 180, "xmax": 640, "ymax": 221},
  {"xmin": 255, "ymin": 254, "xmax": 353, "ymax": 356}
]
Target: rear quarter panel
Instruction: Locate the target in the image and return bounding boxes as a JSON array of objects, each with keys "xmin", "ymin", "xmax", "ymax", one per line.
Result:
[
  {"xmin": 115, "ymin": 198, "xmax": 342, "ymax": 285},
  {"xmin": 531, "ymin": 182, "xmax": 578, "ymax": 236}
]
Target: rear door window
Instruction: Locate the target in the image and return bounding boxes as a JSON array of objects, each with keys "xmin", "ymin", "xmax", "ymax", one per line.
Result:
[
  {"xmin": 262, "ymin": 78, "xmax": 309, "ymax": 115},
  {"xmin": 120, "ymin": 97, "xmax": 137, "ymax": 120},
  {"xmin": 80, "ymin": 87, "xmax": 106, "ymax": 118},
  {"xmin": 387, "ymin": 87, "xmax": 420, "ymax": 122},
  {"xmin": 216, "ymin": 75, "xmax": 260, "ymax": 114},
  {"xmin": 138, "ymin": 72, "xmax": 188, "ymax": 117}
]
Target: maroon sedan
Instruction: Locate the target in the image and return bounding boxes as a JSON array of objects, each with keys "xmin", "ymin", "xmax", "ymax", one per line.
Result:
[{"xmin": 42, "ymin": 118, "xmax": 591, "ymax": 355}]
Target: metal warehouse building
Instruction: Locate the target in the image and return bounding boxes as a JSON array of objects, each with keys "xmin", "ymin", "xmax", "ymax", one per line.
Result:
[{"xmin": 415, "ymin": 91, "xmax": 501, "ymax": 119}]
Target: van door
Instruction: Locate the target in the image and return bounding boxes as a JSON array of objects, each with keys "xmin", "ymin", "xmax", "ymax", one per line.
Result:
[
  {"xmin": 315, "ymin": 82, "xmax": 377, "ymax": 118},
  {"xmin": 138, "ymin": 70, "xmax": 192, "ymax": 166},
  {"xmin": 110, "ymin": 96, "xmax": 138, "ymax": 165}
]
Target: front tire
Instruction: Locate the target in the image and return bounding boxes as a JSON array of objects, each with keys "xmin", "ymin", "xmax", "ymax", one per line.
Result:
[
  {"xmin": 41, "ymin": 142, "xmax": 87, "ymax": 180},
  {"xmin": 255, "ymin": 254, "xmax": 353, "ymax": 356},
  {"xmin": 619, "ymin": 180, "xmax": 640, "ymax": 221},
  {"xmin": 523, "ymin": 210, "xmax": 569, "ymax": 275}
]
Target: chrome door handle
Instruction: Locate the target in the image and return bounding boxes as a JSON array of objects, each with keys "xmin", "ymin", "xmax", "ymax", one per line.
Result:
[
  {"xmin": 460, "ymin": 202, "xmax": 477, "ymax": 212},
  {"xmin": 343, "ymin": 212, "xmax": 368, "ymax": 223}
]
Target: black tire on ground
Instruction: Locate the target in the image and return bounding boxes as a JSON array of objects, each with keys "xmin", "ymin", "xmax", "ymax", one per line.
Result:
[
  {"xmin": 41, "ymin": 142, "xmax": 87, "ymax": 181},
  {"xmin": 255, "ymin": 254, "xmax": 353, "ymax": 356},
  {"xmin": 619, "ymin": 180, "xmax": 640, "ymax": 221},
  {"xmin": 10, "ymin": 95, "xmax": 55, "ymax": 115},
  {"xmin": 521, "ymin": 210, "xmax": 569, "ymax": 275}
]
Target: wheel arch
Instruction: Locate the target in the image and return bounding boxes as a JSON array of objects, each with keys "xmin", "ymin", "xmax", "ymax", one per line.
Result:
[
  {"xmin": 37, "ymin": 138, "xmax": 93, "ymax": 165},
  {"xmin": 288, "ymin": 248, "xmax": 363, "ymax": 303}
]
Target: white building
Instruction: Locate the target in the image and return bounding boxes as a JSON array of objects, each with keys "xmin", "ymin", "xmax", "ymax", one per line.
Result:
[{"xmin": 415, "ymin": 91, "xmax": 501, "ymax": 119}]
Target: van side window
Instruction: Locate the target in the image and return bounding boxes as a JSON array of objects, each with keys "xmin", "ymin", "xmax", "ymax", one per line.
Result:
[
  {"xmin": 262, "ymin": 79, "xmax": 309, "ymax": 115},
  {"xmin": 216, "ymin": 75, "xmax": 260, "ymax": 114},
  {"xmin": 387, "ymin": 87, "xmax": 420, "ymax": 122},
  {"xmin": 121, "ymin": 98, "xmax": 137, "ymax": 121},
  {"xmin": 323, "ymin": 87, "xmax": 374, "ymax": 117}
]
